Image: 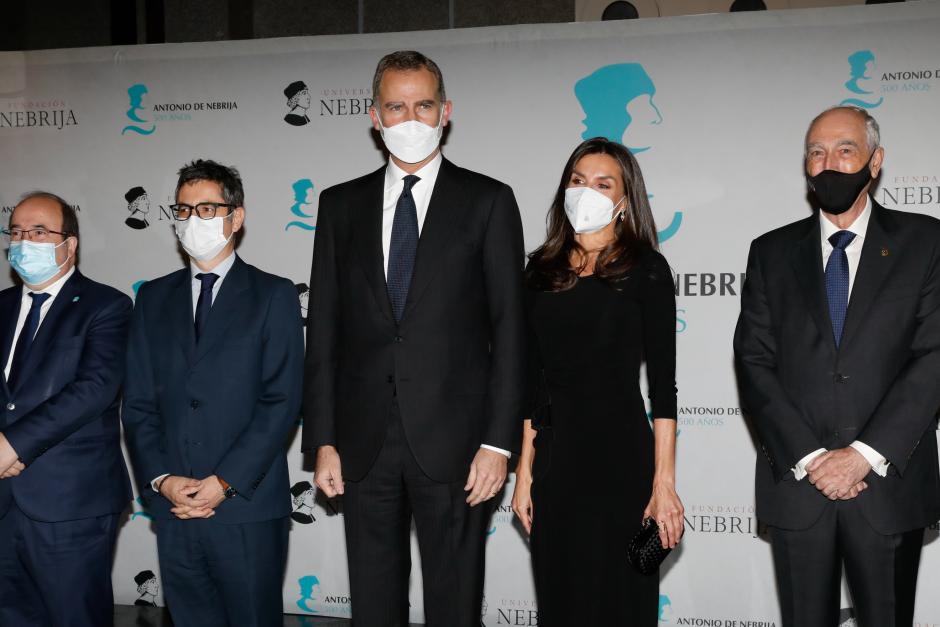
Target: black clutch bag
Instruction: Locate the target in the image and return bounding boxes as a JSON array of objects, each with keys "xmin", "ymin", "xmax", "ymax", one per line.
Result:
[{"xmin": 627, "ymin": 517, "xmax": 672, "ymax": 575}]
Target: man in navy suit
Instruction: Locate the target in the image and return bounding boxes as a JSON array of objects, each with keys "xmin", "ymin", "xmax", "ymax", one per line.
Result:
[
  {"xmin": 0, "ymin": 191, "xmax": 132, "ymax": 627},
  {"xmin": 122, "ymin": 160, "xmax": 304, "ymax": 627}
]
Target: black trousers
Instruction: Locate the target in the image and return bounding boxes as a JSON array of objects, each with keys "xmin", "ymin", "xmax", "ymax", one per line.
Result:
[
  {"xmin": 770, "ymin": 500, "xmax": 923, "ymax": 627},
  {"xmin": 343, "ymin": 402, "xmax": 494, "ymax": 627}
]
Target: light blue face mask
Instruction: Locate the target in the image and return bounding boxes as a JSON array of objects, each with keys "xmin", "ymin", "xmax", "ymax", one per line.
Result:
[{"xmin": 8, "ymin": 239, "xmax": 69, "ymax": 285}]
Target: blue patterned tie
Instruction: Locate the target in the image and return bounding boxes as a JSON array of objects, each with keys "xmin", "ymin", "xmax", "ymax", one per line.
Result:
[
  {"xmin": 387, "ymin": 175, "xmax": 420, "ymax": 323},
  {"xmin": 194, "ymin": 272, "xmax": 218, "ymax": 342},
  {"xmin": 825, "ymin": 230, "xmax": 856, "ymax": 347},
  {"xmin": 8, "ymin": 292, "xmax": 51, "ymax": 389}
]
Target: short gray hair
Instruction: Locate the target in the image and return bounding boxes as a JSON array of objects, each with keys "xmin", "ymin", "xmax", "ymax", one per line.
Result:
[{"xmin": 806, "ymin": 105, "xmax": 881, "ymax": 153}]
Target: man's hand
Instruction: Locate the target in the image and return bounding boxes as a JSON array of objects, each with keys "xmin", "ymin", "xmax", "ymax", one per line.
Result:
[
  {"xmin": 159, "ymin": 475, "xmax": 215, "ymax": 519},
  {"xmin": 314, "ymin": 445, "xmax": 344, "ymax": 498},
  {"xmin": 465, "ymin": 448, "xmax": 508, "ymax": 507},
  {"xmin": 183, "ymin": 475, "xmax": 227, "ymax": 513},
  {"xmin": 807, "ymin": 447, "xmax": 872, "ymax": 500},
  {"xmin": 0, "ymin": 433, "xmax": 20, "ymax": 477},
  {"xmin": 0, "ymin": 460, "xmax": 25, "ymax": 479}
]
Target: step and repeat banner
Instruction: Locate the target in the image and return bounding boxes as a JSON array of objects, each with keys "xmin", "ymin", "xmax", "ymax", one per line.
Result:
[{"xmin": 2, "ymin": 2, "xmax": 939, "ymax": 624}]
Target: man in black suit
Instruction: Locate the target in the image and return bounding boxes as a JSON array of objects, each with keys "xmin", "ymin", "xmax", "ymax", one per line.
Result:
[
  {"xmin": 122, "ymin": 160, "xmax": 304, "ymax": 627},
  {"xmin": 0, "ymin": 192, "xmax": 132, "ymax": 627},
  {"xmin": 734, "ymin": 106, "xmax": 940, "ymax": 627},
  {"xmin": 302, "ymin": 50, "xmax": 525, "ymax": 627}
]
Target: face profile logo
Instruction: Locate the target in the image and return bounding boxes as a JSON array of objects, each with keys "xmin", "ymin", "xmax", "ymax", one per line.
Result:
[
  {"xmin": 574, "ymin": 63, "xmax": 681, "ymax": 243},
  {"xmin": 658, "ymin": 594, "xmax": 673, "ymax": 622},
  {"xmin": 840, "ymin": 50, "xmax": 884, "ymax": 109},
  {"xmin": 296, "ymin": 575, "xmax": 322, "ymax": 613},
  {"xmin": 130, "ymin": 495, "xmax": 153, "ymax": 520},
  {"xmin": 295, "ymin": 283, "xmax": 310, "ymax": 322},
  {"xmin": 286, "ymin": 178, "xmax": 317, "ymax": 231},
  {"xmin": 122, "ymin": 83, "xmax": 156, "ymax": 136},
  {"xmin": 284, "ymin": 81, "xmax": 312, "ymax": 126},
  {"xmin": 133, "ymin": 570, "xmax": 160, "ymax": 607},
  {"xmin": 290, "ymin": 480, "xmax": 316, "ymax": 524},
  {"xmin": 124, "ymin": 186, "xmax": 151, "ymax": 230}
]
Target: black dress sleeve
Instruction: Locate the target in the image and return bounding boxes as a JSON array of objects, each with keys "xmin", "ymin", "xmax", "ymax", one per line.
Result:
[
  {"xmin": 523, "ymin": 286, "xmax": 551, "ymax": 428},
  {"xmin": 639, "ymin": 251, "xmax": 678, "ymax": 420}
]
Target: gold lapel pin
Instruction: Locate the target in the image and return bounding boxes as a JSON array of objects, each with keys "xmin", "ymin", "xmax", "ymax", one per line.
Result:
[{"xmin": 881, "ymin": 248, "xmax": 889, "ymax": 257}]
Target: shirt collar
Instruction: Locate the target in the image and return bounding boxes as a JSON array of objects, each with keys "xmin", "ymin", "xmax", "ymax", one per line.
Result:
[
  {"xmin": 190, "ymin": 251, "xmax": 237, "ymax": 282},
  {"xmin": 22, "ymin": 266, "xmax": 75, "ymax": 299},
  {"xmin": 384, "ymin": 152, "xmax": 443, "ymax": 193},
  {"xmin": 820, "ymin": 195, "xmax": 872, "ymax": 245}
]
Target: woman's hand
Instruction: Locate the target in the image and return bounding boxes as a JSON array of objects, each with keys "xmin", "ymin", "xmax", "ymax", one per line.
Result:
[
  {"xmin": 643, "ymin": 482, "xmax": 684, "ymax": 549},
  {"xmin": 511, "ymin": 471, "xmax": 534, "ymax": 535}
]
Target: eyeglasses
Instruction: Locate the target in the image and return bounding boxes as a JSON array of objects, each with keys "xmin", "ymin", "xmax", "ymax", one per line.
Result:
[
  {"xmin": 169, "ymin": 202, "xmax": 236, "ymax": 221},
  {"xmin": 2, "ymin": 227, "xmax": 70, "ymax": 243}
]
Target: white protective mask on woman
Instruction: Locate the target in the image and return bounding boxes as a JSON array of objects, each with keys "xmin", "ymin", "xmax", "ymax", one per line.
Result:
[
  {"xmin": 378, "ymin": 110, "xmax": 444, "ymax": 164},
  {"xmin": 175, "ymin": 214, "xmax": 233, "ymax": 262},
  {"xmin": 564, "ymin": 187, "xmax": 626, "ymax": 234}
]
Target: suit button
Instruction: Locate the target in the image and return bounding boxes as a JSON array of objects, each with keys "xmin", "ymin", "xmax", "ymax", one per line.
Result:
[
  {"xmin": 832, "ymin": 373, "xmax": 848, "ymax": 384},
  {"xmin": 6, "ymin": 403, "xmax": 14, "ymax": 411},
  {"xmin": 190, "ymin": 400, "xmax": 200, "ymax": 409},
  {"xmin": 387, "ymin": 375, "xmax": 394, "ymax": 383},
  {"xmin": 394, "ymin": 336, "xmax": 403, "ymax": 343}
]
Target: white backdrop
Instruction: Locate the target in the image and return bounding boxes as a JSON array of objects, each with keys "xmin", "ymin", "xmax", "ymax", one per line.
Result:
[{"xmin": 1, "ymin": 2, "xmax": 939, "ymax": 624}]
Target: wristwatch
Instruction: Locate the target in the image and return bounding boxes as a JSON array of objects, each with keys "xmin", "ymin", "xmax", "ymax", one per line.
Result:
[{"xmin": 218, "ymin": 476, "xmax": 237, "ymax": 499}]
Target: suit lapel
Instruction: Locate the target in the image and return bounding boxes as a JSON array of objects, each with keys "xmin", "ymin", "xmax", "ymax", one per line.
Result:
[
  {"xmin": 790, "ymin": 216, "xmax": 836, "ymax": 353},
  {"xmin": 840, "ymin": 202, "xmax": 897, "ymax": 349},
  {"xmin": 15, "ymin": 271, "xmax": 83, "ymax": 390},
  {"xmin": 0, "ymin": 287, "xmax": 22, "ymax": 395},
  {"xmin": 193, "ymin": 256, "xmax": 250, "ymax": 365},
  {"xmin": 168, "ymin": 269, "xmax": 196, "ymax": 364},
  {"xmin": 400, "ymin": 158, "xmax": 462, "ymax": 322},
  {"xmin": 354, "ymin": 167, "xmax": 395, "ymax": 325}
]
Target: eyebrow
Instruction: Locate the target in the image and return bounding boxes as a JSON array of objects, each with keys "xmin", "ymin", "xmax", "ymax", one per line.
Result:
[
  {"xmin": 571, "ymin": 170, "xmax": 616, "ymax": 181},
  {"xmin": 9, "ymin": 222, "xmax": 51, "ymax": 229}
]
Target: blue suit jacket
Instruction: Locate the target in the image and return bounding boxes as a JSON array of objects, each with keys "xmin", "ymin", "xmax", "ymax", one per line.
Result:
[
  {"xmin": 122, "ymin": 256, "xmax": 304, "ymax": 523},
  {"xmin": 0, "ymin": 270, "xmax": 133, "ymax": 522}
]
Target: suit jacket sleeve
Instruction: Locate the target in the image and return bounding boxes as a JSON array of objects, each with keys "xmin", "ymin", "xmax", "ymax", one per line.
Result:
[
  {"xmin": 858, "ymin": 235, "xmax": 940, "ymax": 474},
  {"xmin": 301, "ymin": 191, "xmax": 339, "ymax": 452},
  {"xmin": 215, "ymin": 279, "xmax": 304, "ymax": 498},
  {"xmin": 4, "ymin": 293, "xmax": 132, "ymax": 465},
  {"xmin": 734, "ymin": 240, "xmax": 823, "ymax": 481},
  {"xmin": 480, "ymin": 183, "xmax": 526, "ymax": 453},
  {"xmin": 121, "ymin": 284, "xmax": 170, "ymax": 488}
]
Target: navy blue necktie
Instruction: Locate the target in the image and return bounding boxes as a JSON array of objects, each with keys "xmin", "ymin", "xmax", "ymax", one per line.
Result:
[
  {"xmin": 8, "ymin": 292, "xmax": 51, "ymax": 389},
  {"xmin": 387, "ymin": 175, "xmax": 420, "ymax": 322},
  {"xmin": 825, "ymin": 230, "xmax": 856, "ymax": 347},
  {"xmin": 194, "ymin": 273, "xmax": 218, "ymax": 342}
]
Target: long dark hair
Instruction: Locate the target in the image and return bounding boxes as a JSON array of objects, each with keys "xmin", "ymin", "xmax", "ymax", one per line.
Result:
[{"xmin": 526, "ymin": 137, "xmax": 659, "ymax": 291}]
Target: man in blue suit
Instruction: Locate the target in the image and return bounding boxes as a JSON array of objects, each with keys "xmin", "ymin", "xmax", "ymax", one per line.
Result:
[
  {"xmin": 0, "ymin": 191, "xmax": 132, "ymax": 627},
  {"xmin": 122, "ymin": 160, "xmax": 304, "ymax": 627}
]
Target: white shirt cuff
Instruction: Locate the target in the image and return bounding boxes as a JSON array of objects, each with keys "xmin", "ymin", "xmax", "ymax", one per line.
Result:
[
  {"xmin": 850, "ymin": 440, "xmax": 890, "ymax": 477},
  {"xmin": 481, "ymin": 444, "xmax": 511, "ymax": 458},
  {"xmin": 792, "ymin": 448, "xmax": 827, "ymax": 480},
  {"xmin": 151, "ymin": 473, "xmax": 170, "ymax": 493}
]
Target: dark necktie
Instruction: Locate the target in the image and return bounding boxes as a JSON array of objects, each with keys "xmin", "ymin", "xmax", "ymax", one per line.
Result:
[
  {"xmin": 194, "ymin": 273, "xmax": 219, "ymax": 342},
  {"xmin": 825, "ymin": 230, "xmax": 856, "ymax": 347},
  {"xmin": 8, "ymin": 292, "xmax": 51, "ymax": 389},
  {"xmin": 387, "ymin": 175, "xmax": 420, "ymax": 322}
]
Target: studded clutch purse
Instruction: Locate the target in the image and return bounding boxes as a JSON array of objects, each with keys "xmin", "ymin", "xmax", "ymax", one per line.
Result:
[{"xmin": 627, "ymin": 517, "xmax": 672, "ymax": 575}]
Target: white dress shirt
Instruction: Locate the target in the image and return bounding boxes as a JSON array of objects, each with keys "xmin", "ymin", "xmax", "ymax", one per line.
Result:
[
  {"xmin": 382, "ymin": 155, "xmax": 509, "ymax": 459},
  {"xmin": 151, "ymin": 252, "xmax": 238, "ymax": 491},
  {"xmin": 793, "ymin": 197, "xmax": 889, "ymax": 480},
  {"xmin": 3, "ymin": 267, "xmax": 76, "ymax": 379}
]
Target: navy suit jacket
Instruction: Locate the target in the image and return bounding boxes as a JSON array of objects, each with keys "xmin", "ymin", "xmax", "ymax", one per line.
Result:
[
  {"xmin": 0, "ymin": 270, "xmax": 133, "ymax": 522},
  {"xmin": 122, "ymin": 256, "xmax": 304, "ymax": 524}
]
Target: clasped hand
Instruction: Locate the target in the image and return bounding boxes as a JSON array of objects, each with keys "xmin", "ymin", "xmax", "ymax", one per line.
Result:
[
  {"xmin": 160, "ymin": 474, "xmax": 227, "ymax": 519},
  {"xmin": 806, "ymin": 447, "xmax": 871, "ymax": 500},
  {"xmin": 0, "ymin": 433, "xmax": 25, "ymax": 479}
]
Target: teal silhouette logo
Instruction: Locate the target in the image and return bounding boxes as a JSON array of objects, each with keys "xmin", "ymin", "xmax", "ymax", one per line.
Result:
[
  {"xmin": 122, "ymin": 83, "xmax": 156, "ymax": 136},
  {"xmin": 286, "ymin": 179, "xmax": 317, "ymax": 231},
  {"xmin": 574, "ymin": 63, "xmax": 681, "ymax": 243},
  {"xmin": 296, "ymin": 575, "xmax": 321, "ymax": 613},
  {"xmin": 130, "ymin": 496, "xmax": 153, "ymax": 521},
  {"xmin": 131, "ymin": 280, "xmax": 148, "ymax": 298},
  {"xmin": 840, "ymin": 50, "xmax": 883, "ymax": 109},
  {"xmin": 658, "ymin": 594, "xmax": 673, "ymax": 622}
]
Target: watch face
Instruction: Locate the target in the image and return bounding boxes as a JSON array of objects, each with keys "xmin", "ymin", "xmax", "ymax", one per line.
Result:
[{"xmin": 224, "ymin": 487, "xmax": 237, "ymax": 499}]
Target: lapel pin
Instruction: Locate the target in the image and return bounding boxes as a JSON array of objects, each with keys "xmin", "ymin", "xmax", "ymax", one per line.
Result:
[
  {"xmin": 881, "ymin": 248, "xmax": 889, "ymax": 257},
  {"xmin": 72, "ymin": 296, "xmax": 80, "ymax": 302}
]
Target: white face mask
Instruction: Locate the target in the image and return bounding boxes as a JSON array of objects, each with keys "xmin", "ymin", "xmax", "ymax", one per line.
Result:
[
  {"xmin": 377, "ymin": 109, "xmax": 444, "ymax": 164},
  {"xmin": 174, "ymin": 214, "xmax": 233, "ymax": 262},
  {"xmin": 564, "ymin": 187, "xmax": 625, "ymax": 234}
]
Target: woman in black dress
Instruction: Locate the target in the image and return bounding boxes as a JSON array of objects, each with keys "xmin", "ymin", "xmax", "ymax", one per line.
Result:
[{"xmin": 511, "ymin": 137, "xmax": 682, "ymax": 626}]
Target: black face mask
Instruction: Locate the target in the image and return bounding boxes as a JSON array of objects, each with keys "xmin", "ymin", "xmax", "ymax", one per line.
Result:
[{"xmin": 807, "ymin": 153, "xmax": 874, "ymax": 215}]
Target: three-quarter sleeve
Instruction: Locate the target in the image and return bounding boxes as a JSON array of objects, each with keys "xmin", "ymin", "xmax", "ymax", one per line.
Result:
[{"xmin": 640, "ymin": 251, "xmax": 678, "ymax": 419}]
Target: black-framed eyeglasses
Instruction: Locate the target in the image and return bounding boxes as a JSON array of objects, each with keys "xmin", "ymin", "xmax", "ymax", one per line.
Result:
[
  {"xmin": 169, "ymin": 202, "xmax": 236, "ymax": 221},
  {"xmin": 1, "ymin": 227, "xmax": 70, "ymax": 243}
]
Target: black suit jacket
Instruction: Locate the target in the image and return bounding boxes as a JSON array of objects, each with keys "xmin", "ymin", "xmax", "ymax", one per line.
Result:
[
  {"xmin": 0, "ymin": 271, "xmax": 132, "ymax": 522},
  {"xmin": 301, "ymin": 158, "xmax": 526, "ymax": 483},
  {"xmin": 122, "ymin": 256, "xmax": 304, "ymax": 523},
  {"xmin": 734, "ymin": 200, "xmax": 940, "ymax": 534}
]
